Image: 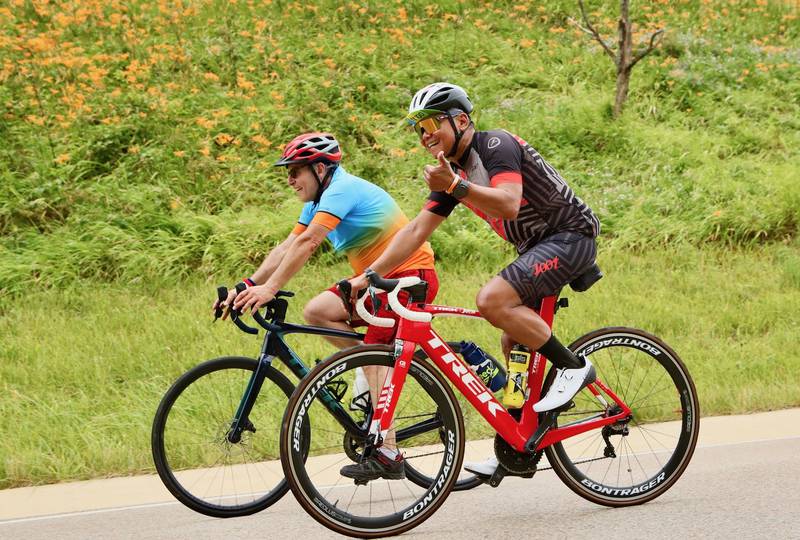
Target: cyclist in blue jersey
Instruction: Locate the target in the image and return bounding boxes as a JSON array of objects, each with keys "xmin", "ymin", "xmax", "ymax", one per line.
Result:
[
  {"xmin": 216, "ymin": 132, "xmax": 439, "ymax": 482},
  {"xmin": 217, "ymin": 132, "xmax": 438, "ymax": 348},
  {"xmin": 348, "ymin": 83, "xmax": 601, "ymax": 477}
]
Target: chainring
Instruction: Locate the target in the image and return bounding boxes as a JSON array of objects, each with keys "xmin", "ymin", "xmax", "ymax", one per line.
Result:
[{"xmin": 494, "ymin": 434, "xmax": 543, "ymax": 474}]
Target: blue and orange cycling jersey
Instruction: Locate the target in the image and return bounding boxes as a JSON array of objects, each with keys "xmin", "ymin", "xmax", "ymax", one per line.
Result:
[{"xmin": 292, "ymin": 166, "xmax": 434, "ymax": 275}]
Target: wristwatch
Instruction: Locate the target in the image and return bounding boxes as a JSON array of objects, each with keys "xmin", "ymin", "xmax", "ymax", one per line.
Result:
[{"xmin": 451, "ymin": 178, "xmax": 469, "ymax": 200}]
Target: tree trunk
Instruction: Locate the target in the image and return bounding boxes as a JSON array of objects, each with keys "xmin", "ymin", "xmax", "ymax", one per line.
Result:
[
  {"xmin": 614, "ymin": 0, "xmax": 633, "ymax": 117},
  {"xmin": 614, "ymin": 67, "xmax": 631, "ymax": 118}
]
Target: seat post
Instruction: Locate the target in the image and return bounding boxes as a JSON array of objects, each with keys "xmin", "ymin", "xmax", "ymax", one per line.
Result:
[{"xmin": 537, "ymin": 295, "xmax": 557, "ymax": 330}]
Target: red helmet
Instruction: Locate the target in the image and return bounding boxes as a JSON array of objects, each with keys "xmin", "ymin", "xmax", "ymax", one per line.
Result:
[{"xmin": 274, "ymin": 132, "xmax": 342, "ymax": 167}]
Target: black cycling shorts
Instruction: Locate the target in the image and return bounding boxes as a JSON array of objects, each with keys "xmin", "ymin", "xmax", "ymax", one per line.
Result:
[{"xmin": 499, "ymin": 232, "xmax": 597, "ymax": 306}]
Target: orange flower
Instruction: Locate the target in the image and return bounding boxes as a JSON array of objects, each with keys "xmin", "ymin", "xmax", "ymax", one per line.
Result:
[
  {"xmin": 54, "ymin": 153, "xmax": 71, "ymax": 164},
  {"xmin": 214, "ymin": 133, "xmax": 235, "ymax": 146},
  {"xmin": 196, "ymin": 118, "xmax": 216, "ymax": 129}
]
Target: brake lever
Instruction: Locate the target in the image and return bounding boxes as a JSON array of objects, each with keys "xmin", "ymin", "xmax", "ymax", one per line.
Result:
[
  {"xmin": 368, "ymin": 287, "xmax": 381, "ymax": 316},
  {"xmin": 336, "ymin": 280, "xmax": 354, "ymax": 321},
  {"xmin": 213, "ymin": 286, "xmax": 227, "ymax": 322}
]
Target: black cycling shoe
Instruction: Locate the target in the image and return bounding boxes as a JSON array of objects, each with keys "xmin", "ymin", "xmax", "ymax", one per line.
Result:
[{"xmin": 340, "ymin": 451, "xmax": 406, "ymax": 483}]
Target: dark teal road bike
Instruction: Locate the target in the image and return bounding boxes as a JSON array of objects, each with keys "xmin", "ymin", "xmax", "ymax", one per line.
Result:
[{"xmin": 151, "ymin": 289, "xmax": 480, "ymax": 518}]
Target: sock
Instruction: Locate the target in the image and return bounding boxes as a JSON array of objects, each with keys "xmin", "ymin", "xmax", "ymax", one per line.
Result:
[
  {"xmin": 380, "ymin": 447, "xmax": 399, "ymax": 459},
  {"xmin": 537, "ymin": 334, "xmax": 584, "ymax": 370}
]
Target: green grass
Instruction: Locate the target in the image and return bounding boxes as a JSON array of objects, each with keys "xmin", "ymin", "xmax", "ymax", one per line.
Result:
[
  {"xmin": 2, "ymin": 243, "xmax": 799, "ymax": 489},
  {"xmin": 1, "ymin": 0, "xmax": 799, "ymax": 488},
  {"xmin": 1, "ymin": 0, "xmax": 799, "ymax": 295}
]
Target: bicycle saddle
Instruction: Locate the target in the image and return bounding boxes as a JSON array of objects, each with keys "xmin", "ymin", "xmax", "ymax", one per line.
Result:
[{"xmin": 569, "ymin": 262, "xmax": 603, "ymax": 292}]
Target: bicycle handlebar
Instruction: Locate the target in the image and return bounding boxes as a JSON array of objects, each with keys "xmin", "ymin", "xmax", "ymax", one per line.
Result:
[
  {"xmin": 360, "ymin": 270, "xmax": 432, "ymax": 325},
  {"xmin": 214, "ymin": 286, "xmax": 296, "ymax": 335},
  {"xmin": 355, "ymin": 290, "xmax": 395, "ymax": 327}
]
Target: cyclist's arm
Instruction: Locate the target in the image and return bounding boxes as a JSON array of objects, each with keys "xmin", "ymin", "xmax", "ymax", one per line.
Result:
[
  {"xmin": 248, "ymin": 233, "xmax": 298, "ymax": 285},
  {"xmin": 261, "ymin": 223, "xmax": 330, "ymax": 294},
  {"xmin": 460, "ymin": 181, "xmax": 521, "ymax": 221},
  {"xmin": 368, "ymin": 210, "xmax": 445, "ymax": 276}
]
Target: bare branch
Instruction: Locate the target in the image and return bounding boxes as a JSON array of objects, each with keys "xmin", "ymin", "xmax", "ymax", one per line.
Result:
[
  {"xmin": 568, "ymin": 17, "xmax": 599, "ymax": 38},
  {"xmin": 577, "ymin": 0, "xmax": 617, "ymax": 62},
  {"xmin": 629, "ymin": 28, "xmax": 665, "ymax": 69}
]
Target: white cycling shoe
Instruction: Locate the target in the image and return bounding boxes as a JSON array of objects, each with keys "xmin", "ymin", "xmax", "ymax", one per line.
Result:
[
  {"xmin": 463, "ymin": 456, "xmax": 499, "ymax": 476},
  {"xmin": 532, "ymin": 359, "xmax": 596, "ymax": 412}
]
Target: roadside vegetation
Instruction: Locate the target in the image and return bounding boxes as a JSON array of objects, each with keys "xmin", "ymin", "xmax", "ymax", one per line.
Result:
[{"xmin": 1, "ymin": 0, "xmax": 798, "ymax": 488}]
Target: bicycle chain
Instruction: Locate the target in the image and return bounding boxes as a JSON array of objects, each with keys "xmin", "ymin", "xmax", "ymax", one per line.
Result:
[
  {"xmin": 405, "ymin": 450, "xmax": 612, "ymax": 470},
  {"xmin": 537, "ymin": 454, "xmax": 612, "ymax": 471}
]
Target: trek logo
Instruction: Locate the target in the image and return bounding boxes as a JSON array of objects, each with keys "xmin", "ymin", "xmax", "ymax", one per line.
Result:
[
  {"xmin": 534, "ymin": 256, "xmax": 559, "ymax": 277},
  {"xmin": 427, "ymin": 334, "xmax": 504, "ymax": 417},
  {"xmin": 377, "ymin": 383, "xmax": 395, "ymax": 412}
]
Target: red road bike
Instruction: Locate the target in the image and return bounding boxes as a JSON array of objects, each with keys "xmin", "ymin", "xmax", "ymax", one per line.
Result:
[{"xmin": 280, "ymin": 266, "xmax": 700, "ymax": 537}]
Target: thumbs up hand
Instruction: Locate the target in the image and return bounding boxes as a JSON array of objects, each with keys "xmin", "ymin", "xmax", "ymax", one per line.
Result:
[{"xmin": 423, "ymin": 151, "xmax": 458, "ymax": 192}]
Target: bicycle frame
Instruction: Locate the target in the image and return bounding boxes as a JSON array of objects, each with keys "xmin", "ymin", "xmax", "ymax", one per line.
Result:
[
  {"xmin": 226, "ymin": 299, "xmax": 436, "ymax": 448},
  {"xmin": 226, "ymin": 299, "xmax": 366, "ymax": 443},
  {"xmin": 370, "ymin": 295, "xmax": 632, "ymax": 453}
]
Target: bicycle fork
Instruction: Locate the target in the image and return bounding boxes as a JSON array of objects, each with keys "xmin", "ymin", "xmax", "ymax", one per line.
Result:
[
  {"xmin": 364, "ymin": 339, "xmax": 416, "ymax": 451},
  {"xmin": 227, "ymin": 354, "xmax": 273, "ymax": 444}
]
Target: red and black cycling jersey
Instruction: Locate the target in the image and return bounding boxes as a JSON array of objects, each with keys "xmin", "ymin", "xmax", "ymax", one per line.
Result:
[{"xmin": 424, "ymin": 130, "xmax": 600, "ymax": 254}]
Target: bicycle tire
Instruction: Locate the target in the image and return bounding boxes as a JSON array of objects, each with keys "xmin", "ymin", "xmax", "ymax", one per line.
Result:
[
  {"xmin": 152, "ymin": 356, "xmax": 296, "ymax": 518},
  {"xmin": 280, "ymin": 345, "xmax": 465, "ymax": 538},
  {"xmin": 543, "ymin": 327, "xmax": 700, "ymax": 507}
]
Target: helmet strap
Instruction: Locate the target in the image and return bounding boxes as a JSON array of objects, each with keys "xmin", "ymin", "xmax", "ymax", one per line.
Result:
[
  {"xmin": 311, "ymin": 163, "xmax": 336, "ymax": 205},
  {"xmin": 445, "ymin": 115, "xmax": 463, "ymax": 159}
]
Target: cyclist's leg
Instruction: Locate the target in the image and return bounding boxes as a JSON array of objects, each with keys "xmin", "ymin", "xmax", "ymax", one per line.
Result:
[
  {"xmin": 464, "ymin": 234, "xmax": 597, "ymax": 475},
  {"xmin": 482, "ymin": 232, "xmax": 596, "ymax": 362},
  {"xmin": 303, "ymin": 289, "xmax": 361, "ymax": 349}
]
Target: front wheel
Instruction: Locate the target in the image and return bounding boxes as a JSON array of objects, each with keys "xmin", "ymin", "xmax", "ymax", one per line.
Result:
[
  {"xmin": 152, "ymin": 356, "xmax": 295, "ymax": 517},
  {"xmin": 281, "ymin": 345, "xmax": 465, "ymax": 538},
  {"xmin": 544, "ymin": 327, "xmax": 700, "ymax": 507}
]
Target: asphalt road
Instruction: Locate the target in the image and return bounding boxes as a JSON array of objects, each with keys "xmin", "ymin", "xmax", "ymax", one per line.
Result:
[{"xmin": 2, "ymin": 437, "xmax": 799, "ymax": 539}]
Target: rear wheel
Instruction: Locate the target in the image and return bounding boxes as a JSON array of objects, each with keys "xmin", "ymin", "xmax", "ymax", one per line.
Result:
[
  {"xmin": 544, "ymin": 327, "xmax": 699, "ymax": 506},
  {"xmin": 152, "ymin": 357, "xmax": 295, "ymax": 517},
  {"xmin": 281, "ymin": 345, "xmax": 464, "ymax": 538}
]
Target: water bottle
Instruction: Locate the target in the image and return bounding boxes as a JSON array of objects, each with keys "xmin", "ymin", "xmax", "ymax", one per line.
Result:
[
  {"xmin": 460, "ymin": 341, "xmax": 507, "ymax": 392},
  {"xmin": 503, "ymin": 344, "xmax": 531, "ymax": 409}
]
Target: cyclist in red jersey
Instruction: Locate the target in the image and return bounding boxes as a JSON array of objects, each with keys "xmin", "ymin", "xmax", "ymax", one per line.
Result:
[{"xmin": 348, "ymin": 83, "xmax": 601, "ymax": 477}]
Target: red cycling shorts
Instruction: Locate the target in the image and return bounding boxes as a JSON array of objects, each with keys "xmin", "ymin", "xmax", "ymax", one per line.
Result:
[{"xmin": 326, "ymin": 268, "xmax": 439, "ymax": 344}]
